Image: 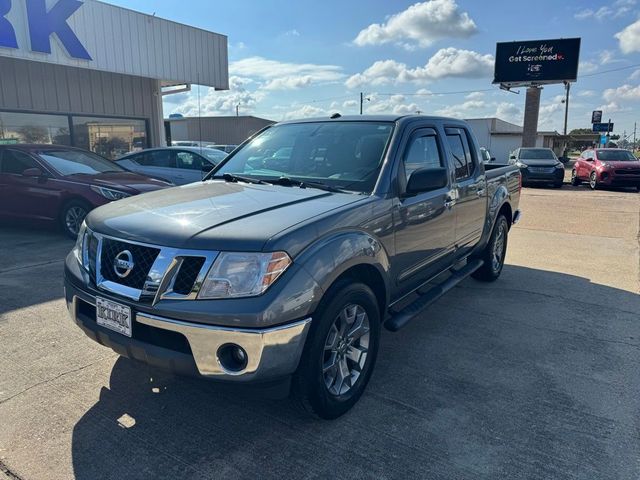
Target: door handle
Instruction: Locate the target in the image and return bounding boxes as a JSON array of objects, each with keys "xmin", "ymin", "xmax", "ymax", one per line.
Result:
[
  {"xmin": 444, "ymin": 197, "xmax": 455, "ymax": 209},
  {"xmin": 476, "ymin": 188, "xmax": 486, "ymax": 197}
]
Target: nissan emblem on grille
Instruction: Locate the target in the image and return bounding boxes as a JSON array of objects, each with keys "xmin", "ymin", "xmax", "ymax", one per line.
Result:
[{"xmin": 113, "ymin": 250, "xmax": 135, "ymax": 278}]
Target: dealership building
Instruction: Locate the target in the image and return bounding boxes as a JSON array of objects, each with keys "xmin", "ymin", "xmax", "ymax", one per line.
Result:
[{"xmin": 0, "ymin": 0, "xmax": 228, "ymax": 158}]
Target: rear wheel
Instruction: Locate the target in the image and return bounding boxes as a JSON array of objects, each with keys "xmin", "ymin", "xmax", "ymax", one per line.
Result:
[
  {"xmin": 589, "ymin": 171, "xmax": 598, "ymax": 190},
  {"xmin": 60, "ymin": 200, "xmax": 90, "ymax": 239},
  {"xmin": 570, "ymin": 169, "xmax": 581, "ymax": 186},
  {"xmin": 472, "ymin": 215, "xmax": 509, "ymax": 282},
  {"xmin": 292, "ymin": 281, "xmax": 380, "ymax": 419}
]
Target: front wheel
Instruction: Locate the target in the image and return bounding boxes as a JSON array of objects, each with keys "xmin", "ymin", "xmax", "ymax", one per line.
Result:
[
  {"xmin": 472, "ymin": 215, "xmax": 509, "ymax": 282},
  {"xmin": 292, "ymin": 281, "xmax": 380, "ymax": 419},
  {"xmin": 589, "ymin": 171, "xmax": 598, "ymax": 190},
  {"xmin": 60, "ymin": 200, "xmax": 90, "ymax": 239},
  {"xmin": 570, "ymin": 169, "xmax": 581, "ymax": 186}
]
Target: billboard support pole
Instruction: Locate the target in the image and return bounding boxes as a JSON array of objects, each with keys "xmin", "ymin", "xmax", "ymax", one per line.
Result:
[
  {"xmin": 522, "ymin": 86, "xmax": 542, "ymax": 148},
  {"xmin": 563, "ymin": 81, "xmax": 570, "ymax": 136},
  {"xmin": 606, "ymin": 118, "xmax": 611, "ymax": 147}
]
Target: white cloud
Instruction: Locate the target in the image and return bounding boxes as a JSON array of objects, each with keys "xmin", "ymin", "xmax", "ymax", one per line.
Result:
[
  {"xmin": 465, "ymin": 91, "xmax": 484, "ymax": 100},
  {"xmin": 365, "ymin": 94, "xmax": 422, "ymax": 115},
  {"xmin": 577, "ymin": 90, "xmax": 597, "ymax": 97},
  {"xmin": 629, "ymin": 69, "xmax": 640, "ymax": 80},
  {"xmin": 284, "ymin": 29, "xmax": 300, "ymax": 37},
  {"xmin": 262, "ymin": 76, "xmax": 313, "ymax": 90},
  {"xmin": 599, "ymin": 50, "xmax": 616, "ymax": 64},
  {"xmin": 603, "ymin": 84, "xmax": 640, "ymax": 102},
  {"xmin": 282, "ymin": 105, "xmax": 328, "ymax": 120},
  {"xmin": 230, "ymin": 56, "xmax": 344, "ymax": 86},
  {"xmin": 343, "ymin": 100, "xmax": 359, "ymax": 109},
  {"xmin": 164, "ymin": 76, "xmax": 264, "ymax": 117},
  {"xmin": 579, "ymin": 61, "xmax": 599, "ymax": 74},
  {"xmin": 615, "ymin": 19, "xmax": 640, "ymax": 53},
  {"xmin": 575, "ymin": 0, "xmax": 636, "ymax": 20},
  {"xmin": 434, "ymin": 100, "xmax": 488, "ymax": 118},
  {"xmin": 595, "ymin": 101, "xmax": 630, "ymax": 113},
  {"xmin": 353, "ymin": 0, "xmax": 477, "ymax": 49},
  {"xmin": 345, "ymin": 48, "xmax": 494, "ymax": 88},
  {"xmin": 495, "ymin": 102, "xmax": 522, "ymax": 124}
]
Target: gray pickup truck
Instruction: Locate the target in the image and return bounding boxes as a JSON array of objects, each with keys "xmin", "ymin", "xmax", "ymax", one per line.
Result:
[{"xmin": 64, "ymin": 115, "xmax": 521, "ymax": 419}]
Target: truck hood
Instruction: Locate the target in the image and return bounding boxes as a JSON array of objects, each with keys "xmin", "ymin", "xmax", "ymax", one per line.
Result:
[
  {"xmin": 86, "ymin": 180, "xmax": 365, "ymax": 250},
  {"xmin": 602, "ymin": 161, "xmax": 640, "ymax": 169}
]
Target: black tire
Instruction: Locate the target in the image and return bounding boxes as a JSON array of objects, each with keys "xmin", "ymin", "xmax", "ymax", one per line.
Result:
[
  {"xmin": 570, "ymin": 169, "xmax": 581, "ymax": 186},
  {"xmin": 589, "ymin": 171, "xmax": 598, "ymax": 190},
  {"xmin": 292, "ymin": 281, "xmax": 381, "ymax": 419},
  {"xmin": 471, "ymin": 215, "xmax": 509, "ymax": 282},
  {"xmin": 60, "ymin": 199, "xmax": 90, "ymax": 239}
]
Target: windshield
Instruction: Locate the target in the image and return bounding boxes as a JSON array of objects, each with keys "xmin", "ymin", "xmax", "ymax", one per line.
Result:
[
  {"xmin": 38, "ymin": 149, "xmax": 125, "ymax": 175},
  {"xmin": 200, "ymin": 148, "xmax": 227, "ymax": 163},
  {"xmin": 596, "ymin": 150, "xmax": 637, "ymax": 162},
  {"xmin": 519, "ymin": 149, "xmax": 557, "ymax": 160},
  {"xmin": 211, "ymin": 121, "xmax": 394, "ymax": 193}
]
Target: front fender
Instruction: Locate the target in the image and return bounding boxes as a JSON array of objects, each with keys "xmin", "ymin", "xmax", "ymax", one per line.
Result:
[{"xmin": 296, "ymin": 230, "xmax": 391, "ymax": 306}]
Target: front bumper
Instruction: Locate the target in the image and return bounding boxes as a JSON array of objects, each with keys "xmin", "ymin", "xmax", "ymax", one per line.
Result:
[
  {"xmin": 598, "ymin": 171, "xmax": 640, "ymax": 187},
  {"xmin": 65, "ymin": 278, "xmax": 311, "ymax": 383},
  {"xmin": 521, "ymin": 167, "xmax": 565, "ymax": 184}
]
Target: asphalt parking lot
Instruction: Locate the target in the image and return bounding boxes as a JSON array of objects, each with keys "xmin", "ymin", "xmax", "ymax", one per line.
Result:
[{"xmin": 1, "ymin": 183, "xmax": 639, "ymax": 480}]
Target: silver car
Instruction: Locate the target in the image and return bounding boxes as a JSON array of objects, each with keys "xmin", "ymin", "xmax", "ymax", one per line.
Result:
[{"xmin": 116, "ymin": 147, "xmax": 227, "ymax": 185}]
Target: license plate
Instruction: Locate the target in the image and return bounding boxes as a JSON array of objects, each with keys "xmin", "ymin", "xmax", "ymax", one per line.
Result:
[
  {"xmin": 96, "ymin": 297, "xmax": 132, "ymax": 337},
  {"xmin": 529, "ymin": 167, "xmax": 553, "ymax": 173}
]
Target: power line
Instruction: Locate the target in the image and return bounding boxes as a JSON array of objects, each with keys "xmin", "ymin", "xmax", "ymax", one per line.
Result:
[
  {"xmin": 375, "ymin": 88, "xmax": 496, "ymax": 96},
  {"xmin": 579, "ymin": 62, "xmax": 640, "ymax": 78}
]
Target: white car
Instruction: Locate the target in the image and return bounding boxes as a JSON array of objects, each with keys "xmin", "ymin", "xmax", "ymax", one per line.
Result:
[{"xmin": 116, "ymin": 147, "xmax": 227, "ymax": 185}]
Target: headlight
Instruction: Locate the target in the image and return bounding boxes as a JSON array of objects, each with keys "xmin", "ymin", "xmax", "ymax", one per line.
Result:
[
  {"xmin": 198, "ymin": 251, "xmax": 292, "ymax": 299},
  {"xmin": 515, "ymin": 161, "xmax": 528, "ymax": 168},
  {"xmin": 72, "ymin": 221, "xmax": 89, "ymax": 270},
  {"xmin": 90, "ymin": 185, "xmax": 131, "ymax": 200},
  {"xmin": 555, "ymin": 162, "xmax": 565, "ymax": 168},
  {"xmin": 601, "ymin": 162, "xmax": 614, "ymax": 169}
]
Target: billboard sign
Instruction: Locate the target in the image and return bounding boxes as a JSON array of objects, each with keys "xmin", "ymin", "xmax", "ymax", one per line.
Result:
[
  {"xmin": 591, "ymin": 110, "xmax": 602, "ymax": 123},
  {"xmin": 593, "ymin": 122, "xmax": 613, "ymax": 133},
  {"xmin": 493, "ymin": 38, "xmax": 581, "ymax": 87}
]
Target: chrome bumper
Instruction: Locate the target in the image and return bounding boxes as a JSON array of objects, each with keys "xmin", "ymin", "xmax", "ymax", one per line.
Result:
[{"xmin": 69, "ymin": 295, "xmax": 311, "ymax": 382}]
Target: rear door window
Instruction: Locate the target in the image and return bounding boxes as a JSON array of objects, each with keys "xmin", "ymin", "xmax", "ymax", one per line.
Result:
[
  {"xmin": 176, "ymin": 151, "xmax": 204, "ymax": 170},
  {"xmin": 445, "ymin": 128, "xmax": 474, "ymax": 180},
  {"xmin": 135, "ymin": 150, "xmax": 174, "ymax": 168},
  {"xmin": 0, "ymin": 150, "xmax": 39, "ymax": 174}
]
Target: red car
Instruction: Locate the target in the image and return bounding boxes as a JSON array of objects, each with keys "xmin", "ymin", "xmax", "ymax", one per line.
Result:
[
  {"xmin": 0, "ymin": 145, "xmax": 172, "ymax": 238},
  {"xmin": 571, "ymin": 148, "xmax": 640, "ymax": 191}
]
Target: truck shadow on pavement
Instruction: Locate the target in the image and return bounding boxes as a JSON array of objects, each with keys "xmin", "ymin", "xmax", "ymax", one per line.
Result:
[{"xmin": 70, "ymin": 265, "xmax": 640, "ymax": 480}]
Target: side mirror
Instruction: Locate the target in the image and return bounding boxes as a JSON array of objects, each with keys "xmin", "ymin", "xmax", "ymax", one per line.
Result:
[
  {"xmin": 405, "ymin": 167, "xmax": 448, "ymax": 195},
  {"xmin": 490, "ymin": 157, "xmax": 496, "ymax": 162},
  {"xmin": 22, "ymin": 167, "xmax": 44, "ymax": 178}
]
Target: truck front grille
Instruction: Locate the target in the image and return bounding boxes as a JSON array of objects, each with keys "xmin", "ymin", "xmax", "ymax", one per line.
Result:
[
  {"xmin": 100, "ymin": 238, "xmax": 160, "ymax": 289},
  {"xmin": 173, "ymin": 257, "xmax": 207, "ymax": 295}
]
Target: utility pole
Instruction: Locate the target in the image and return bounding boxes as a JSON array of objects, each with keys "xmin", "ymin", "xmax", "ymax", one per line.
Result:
[
  {"xmin": 562, "ymin": 81, "xmax": 570, "ymax": 136},
  {"xmin": 634, "ymin": 122, "xmax": 637, "ymax": 152},
  {"xmin": 360, "ymin": 92, "xmax": 363, "ymax": 115},
  {"xmin": 236, "ymin": 104, "xmax": 239, "ymax": 117},
  {"xmin": 605, "ymin": 118, "xmax": 611, "ymax": 147}
]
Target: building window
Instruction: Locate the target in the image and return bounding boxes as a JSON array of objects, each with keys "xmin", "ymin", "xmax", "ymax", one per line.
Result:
[
  {"xmin": 0, "ymin": 111, "xmax": 70, "ymax": 145},
  {"xmin": 72, "ymin": 116, "xmax": 147, "ymax": 160}
]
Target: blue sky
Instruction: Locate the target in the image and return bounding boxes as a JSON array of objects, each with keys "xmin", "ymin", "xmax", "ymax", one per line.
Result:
[{"xmin": 109, "ymin": 0, "xmax": 640, "ymax": 137}]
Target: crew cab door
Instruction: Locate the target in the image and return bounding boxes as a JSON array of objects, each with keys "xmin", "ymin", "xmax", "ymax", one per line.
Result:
[
  {"xmin": 444, "ymin": 127, "xmax": 486, "ymax": 256},
  {"xmin": 393, "ymin": 127, "xmax": 456, "ymax": 294}
]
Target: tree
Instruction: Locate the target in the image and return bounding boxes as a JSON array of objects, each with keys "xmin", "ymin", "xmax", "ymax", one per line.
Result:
[
  {"xmin": 569, "ymin": 128, "xmax": 593, "ymax": 135},
  {"xmin": 609, "ymin": 134, "xmax": 620, "ymax": 140}
]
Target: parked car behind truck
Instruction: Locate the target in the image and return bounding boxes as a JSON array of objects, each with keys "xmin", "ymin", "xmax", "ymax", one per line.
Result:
[
  {"xmin": 571, "ymin": 148, "xmax": 640, "ymax": 190},
  {"xmin": 509, "ymin": 147, "xmax": 565, "ymax": 188},
  {"xmin": 0, "ymin": 145, "xmax": 171, "ymax": 238},
  {"xmin": 64, "ymin": 115, "xmax": 521, "ymax": 419}
]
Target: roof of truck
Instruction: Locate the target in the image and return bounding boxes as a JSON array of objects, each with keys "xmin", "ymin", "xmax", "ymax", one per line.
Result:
[{"xmin": 276, "ymin": 114, "xmax": 461, "ymax": 125}]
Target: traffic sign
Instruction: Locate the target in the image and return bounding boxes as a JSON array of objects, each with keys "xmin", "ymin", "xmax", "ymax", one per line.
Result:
[
  {"xmin": 600, "ymin": 134, "xmax": 607, "ymax": 145},
  {"xmin": 591, "ymin": 110, "xmax": 602, "ymax": 123},
  {"xmin": 592, "ymin": 122, "xmax": 613, "ymax": 132}
]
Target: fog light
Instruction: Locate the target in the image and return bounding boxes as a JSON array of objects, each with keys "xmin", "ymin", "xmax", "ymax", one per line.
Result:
[{"xmin": 217, "ymin": 343, "xmax": 248, "ymax": 372}]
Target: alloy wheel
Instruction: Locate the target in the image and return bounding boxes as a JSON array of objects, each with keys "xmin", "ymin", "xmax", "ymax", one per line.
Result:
[
  {"xmin": 323, "ymin": 304, "xmax": 370, "ymax": 396},
  {"xmin": 492, "ymin": 221, "xmax": 506, "ymax": 272},
  {"xmin": 590, "ymin": 172, "xmax": 597, "ymax": 189},
  {"xmin": 65, "ymin": 206, "xmax": 87, "ymax": 236}
]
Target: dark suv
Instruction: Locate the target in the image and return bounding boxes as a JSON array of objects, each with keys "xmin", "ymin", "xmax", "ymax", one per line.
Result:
[{"xmin": 0, "ymin": 145, "xmax": 171, "ymax": 238}]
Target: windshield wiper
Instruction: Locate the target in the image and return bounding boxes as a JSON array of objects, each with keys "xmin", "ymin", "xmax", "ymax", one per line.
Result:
[
  {"xmin": 264, "ymin": 177, "xmax": 346, "ymax": 193},
  {"xmin": 210, "ymin": 173, "xmax": 266, "ymax": 185}
]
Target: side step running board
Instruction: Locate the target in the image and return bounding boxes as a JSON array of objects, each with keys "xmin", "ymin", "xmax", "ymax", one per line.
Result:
[{"xmin": 384, "ymin": 259, "xmax": 484, "ymax": 332}]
